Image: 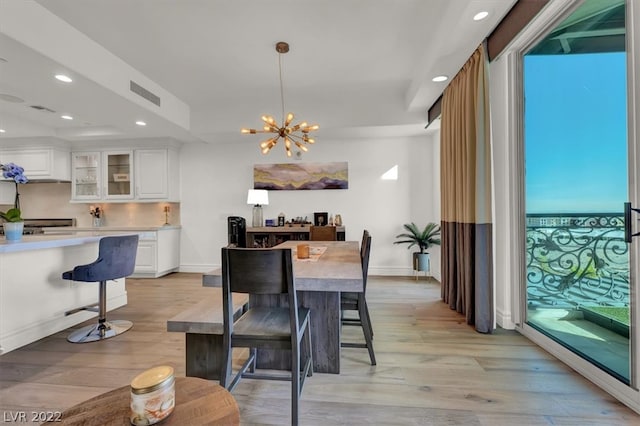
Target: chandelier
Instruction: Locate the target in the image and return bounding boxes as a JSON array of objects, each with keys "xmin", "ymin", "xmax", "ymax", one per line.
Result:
[{"xmin": 241, "ymin": 42, "xmax": 319, "ymax": 157}]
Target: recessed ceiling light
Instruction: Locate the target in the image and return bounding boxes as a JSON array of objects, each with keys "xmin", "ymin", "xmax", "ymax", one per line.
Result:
[
  {"xmin": 432, "ymin": 75, "xmax": 448, "ymax": 82},
  {"xmin": 135, "ymin": 121, "xmax": 147, "ymax": 126},
  {"xmin": 61, "ymin": 115, "xmax": 73, "ymax": 120},
  {"xmin": 55, "ymin": 74, "xmax": 73, "ymax": 83},
  {"xmin": 473, "ymin": 11, "xmax": 489, "ymax": 21},
  {"xmin": 0, "ymin": 129, "xmax": 6, "ymax": 133}
]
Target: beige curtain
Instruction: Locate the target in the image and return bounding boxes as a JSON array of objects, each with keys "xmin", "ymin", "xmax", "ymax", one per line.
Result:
[{"xmin": 440, "ymin": 44, "xmax": 493, "ymax": 333}]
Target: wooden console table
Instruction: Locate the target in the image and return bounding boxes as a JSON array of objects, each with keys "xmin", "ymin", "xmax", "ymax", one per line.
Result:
[{"xmin": 246, "ymin": 225, "xmax": 345, "ymax": 247}]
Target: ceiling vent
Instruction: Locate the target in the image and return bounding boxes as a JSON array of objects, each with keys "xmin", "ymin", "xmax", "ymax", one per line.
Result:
[
  {"xmin": 30, "ymin": 105, "xmax": 56, "ymax": 113},
  {"xmin": 130, "ymin": 80, "xmax": 161, "ymax": 107}
]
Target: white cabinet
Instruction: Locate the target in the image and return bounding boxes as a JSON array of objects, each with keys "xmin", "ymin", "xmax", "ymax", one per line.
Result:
[
  {"xmin": 135, "ymin": 240, "xmax": 158, "ymax": 274},
  {"xmin": 135, "ymin": 149, "xmax": 169, "ymax": 199},
  {"xmin": 134, "ymin": 148, "xmax": 179, "ymax": 201},
  {"xmin": 132, "ymin": 228, "xmax": 180, "ymax": 278},
  {"xmin": 71, "ymin": 148, "xmax": 179, "ymax": 202},
  {"xmin": 0, "ymin": 146, "xmax": 70, "ymax": 182}
]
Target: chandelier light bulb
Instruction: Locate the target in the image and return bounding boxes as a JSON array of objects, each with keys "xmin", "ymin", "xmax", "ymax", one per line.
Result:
[
  {"xmin": 294, "ymin": 141, "xmax": 309, "ymax": 152},
  {"xmin": 285, "ymin": 113, "xmax": 294, "ymax": 126}
]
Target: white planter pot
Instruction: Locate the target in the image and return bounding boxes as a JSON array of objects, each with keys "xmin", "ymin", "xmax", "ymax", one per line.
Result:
[
  {"xmin": 3, "ymin": 221, "xmax": 24, "ymax": 241},
  {"xmin": 413, "ymin": 252, "xmax": 430, "ymax": 271}
]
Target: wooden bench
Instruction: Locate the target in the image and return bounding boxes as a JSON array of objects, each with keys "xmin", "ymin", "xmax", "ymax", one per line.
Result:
[{"xmin": 167, "ymin": 293, "xmax": 248, "ymax": 381}]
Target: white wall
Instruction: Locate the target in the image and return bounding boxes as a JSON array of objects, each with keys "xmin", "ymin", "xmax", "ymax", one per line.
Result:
[
  {"xmin": 408, "ymin": 126, "xmax": 441, "ymax": 280},
  {"xmin": 179, "ymin": 132, "xmax": 441, "ymax": 276}
]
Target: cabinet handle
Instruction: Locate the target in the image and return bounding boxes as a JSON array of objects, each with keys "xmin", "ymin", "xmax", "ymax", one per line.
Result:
[{"xmin": 624, "ymin": 202, "xmax": 640, "ymax": 243}]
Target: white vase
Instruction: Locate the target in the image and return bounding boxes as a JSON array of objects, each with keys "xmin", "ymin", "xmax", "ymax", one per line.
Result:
[{"xmin": 3, "ymin": 221, "xmax": 24, "ymax": 241}]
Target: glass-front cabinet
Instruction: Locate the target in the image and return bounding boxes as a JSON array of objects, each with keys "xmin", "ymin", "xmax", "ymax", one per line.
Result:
[
  {"xmin": 105, "ymin": 151, "xmax": 133, "ymax": 199},
  {"xmin": 71, "ymin": 151, "xmax": 134, "ymax": 201},
  {"xmin": 71, "ymin": 152, "xmax": 101, "ymax": 200}
]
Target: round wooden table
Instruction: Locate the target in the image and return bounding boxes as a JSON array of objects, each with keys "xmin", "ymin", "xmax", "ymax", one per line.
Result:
[{"xmin": 46, "ymin": 377, "xmax": 239, "ymax": 425}]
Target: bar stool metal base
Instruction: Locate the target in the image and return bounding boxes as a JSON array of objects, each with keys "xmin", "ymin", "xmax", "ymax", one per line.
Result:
[{"xmin": 67, "ymin": 320, "xmax": 133, "ymax": 343}]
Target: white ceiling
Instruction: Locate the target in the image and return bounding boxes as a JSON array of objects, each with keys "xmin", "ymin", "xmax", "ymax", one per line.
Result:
[{"xmin": 0, "ymin": 0, "xmax": 516, "ymax": 145}]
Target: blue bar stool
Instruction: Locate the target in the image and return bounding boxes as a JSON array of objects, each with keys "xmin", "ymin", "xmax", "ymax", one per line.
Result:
[{"xmin": 63, "ymin": 234, "xmax": 139, "ymax": 343}]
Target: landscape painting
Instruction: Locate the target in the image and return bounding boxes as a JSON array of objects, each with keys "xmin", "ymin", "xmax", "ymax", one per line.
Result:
[{"xmin": 254, "ymin": 162, "xmax": 348, "ymax": 190}]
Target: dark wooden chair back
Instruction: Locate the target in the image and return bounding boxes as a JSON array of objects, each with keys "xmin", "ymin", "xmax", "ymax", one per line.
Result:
[
  {"xmin": 309, "ymin": 225, "xmax": 337, "ymax": 241},
  {"xmin": 360, "ymin": 229, "xmax": 370, "ymax": 264},
  {"xmin": 222, "ymin": 247, "xmax": 293, "ymax": 295},
  {"xmin": 361, "ymin": 232, "xmax": 372, "ymax": 294}
]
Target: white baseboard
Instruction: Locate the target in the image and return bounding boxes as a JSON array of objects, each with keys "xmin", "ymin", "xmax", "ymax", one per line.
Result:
[
  {"xmin": 0, "ymin": 293, "xmax": 127, "ymax": 355},
  {"xmin": 496, "ymin": 307, "xmax": 516, "ymax": 330},
  {"xmin": 179, "ymin": 263, "xmax": 217, "ymax": 274},
  {"xmin": 131, "ymin": 267, "xmax": 179, "ymax": 278}
]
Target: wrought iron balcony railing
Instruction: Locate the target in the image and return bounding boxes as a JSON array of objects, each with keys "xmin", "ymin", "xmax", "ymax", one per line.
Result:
[{"xmin": 526, "ymin": 213, "xmax": 629, "ymax": 308}]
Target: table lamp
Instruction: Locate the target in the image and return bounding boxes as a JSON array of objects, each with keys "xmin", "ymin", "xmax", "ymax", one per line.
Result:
[{"xmin": 247, "ymin": 189, "xmax": 269, "ymax": 227}]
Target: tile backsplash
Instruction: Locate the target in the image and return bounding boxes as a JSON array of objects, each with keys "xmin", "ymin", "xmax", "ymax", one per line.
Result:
[{"xmin": 2, "ymin": 183, "xmax": 180, "ymax": 227}]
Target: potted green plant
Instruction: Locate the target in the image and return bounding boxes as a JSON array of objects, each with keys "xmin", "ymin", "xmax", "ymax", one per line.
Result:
[
  {"xmin": 1, "ymin": 162, "xmax": 28, "ymax": 241},
  {"xmin": 394, "ymin": 222, "xmax": 441, "ymax": 271}
]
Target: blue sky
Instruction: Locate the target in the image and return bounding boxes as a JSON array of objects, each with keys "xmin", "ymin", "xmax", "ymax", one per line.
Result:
[{"xmin": 524, "ymin": 52, "xmax": 628, "ymax": 213}]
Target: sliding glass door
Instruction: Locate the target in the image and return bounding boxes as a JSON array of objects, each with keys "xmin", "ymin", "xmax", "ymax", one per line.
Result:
[{"xmin": 523, "ymin": 0, "xmax": 633, "ymax": 383}]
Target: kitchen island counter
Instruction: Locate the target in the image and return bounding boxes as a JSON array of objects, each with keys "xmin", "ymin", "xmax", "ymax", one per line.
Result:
[
  {"xmin": 0, "ymin": 233, "xmax": 127, "ymax": 253},
  {"xmin": 42, "ymin": 226, "xmax": 182, "ymax": 278},
  {"xmin": 0, "ymin": 234, "xmax": 130, "ymax": 353}
]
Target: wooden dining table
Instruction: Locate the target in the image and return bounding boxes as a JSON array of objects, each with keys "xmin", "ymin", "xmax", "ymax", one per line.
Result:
[{"xmin": 203, "ymin": 240, "xmax": 363, "ymax": 374}]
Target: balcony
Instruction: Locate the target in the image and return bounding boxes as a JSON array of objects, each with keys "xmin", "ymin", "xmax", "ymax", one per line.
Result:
[{"xmin": 525, "ymin": 212, "xmax": 630, "ymax": 382}]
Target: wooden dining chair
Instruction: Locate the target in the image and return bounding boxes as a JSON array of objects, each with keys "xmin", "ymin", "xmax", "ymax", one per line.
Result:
[
  {"xmin": 360, "ymin": 228, "xmax": 368, "ymax": 259},
  {"xmin": 309, "ymin": 225, "xmax": 337, "ymax": 241},
  {"xmin": 359, "ymin": 229, "xmax": 373, "ymax": 337},
  {"xmin": 220, "ymin": 247, "xmax": 313, "ymax": 425},
  {"xmin": 340, "ymin": 230, "xmax": 376, "ymax": 365}
]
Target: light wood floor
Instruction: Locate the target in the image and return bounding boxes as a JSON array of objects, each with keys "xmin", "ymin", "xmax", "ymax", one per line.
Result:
[{"xmin": 1, "ymin": 273, "xmax": 638, "ymax": 425}]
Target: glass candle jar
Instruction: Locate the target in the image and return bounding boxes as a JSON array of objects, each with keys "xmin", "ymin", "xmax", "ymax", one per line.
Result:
[
  {"xmin": 297, "ymin": 244, "xmax": 310, "ymax": 259},
  {"xmin": 130, "ymin": 366, "xmax": 175, "ymax": 425}
]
